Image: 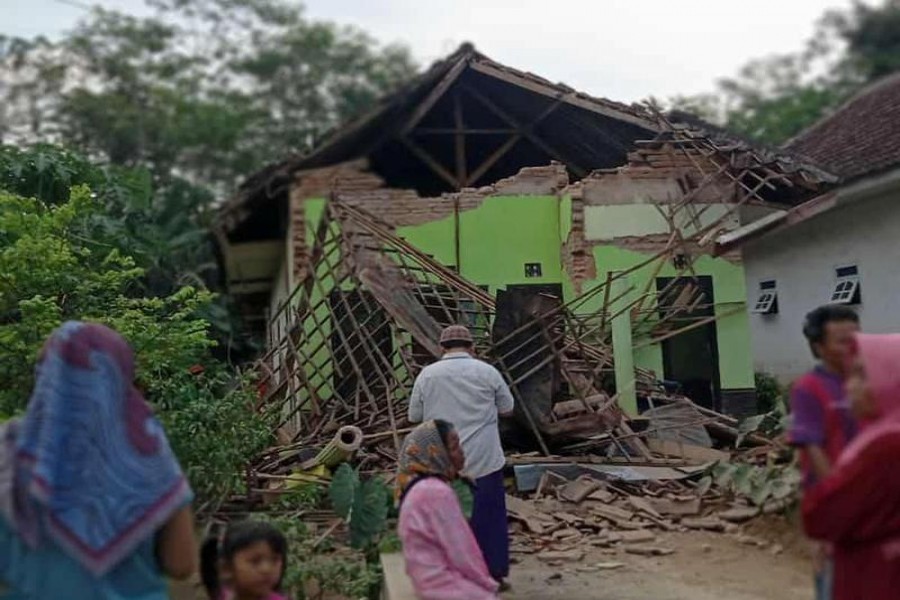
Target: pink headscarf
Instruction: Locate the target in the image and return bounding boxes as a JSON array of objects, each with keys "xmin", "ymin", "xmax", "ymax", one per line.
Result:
[
  {"xmin": 839, "ymin": 333, "xmax": 900, "ymax": 464},
  {"xmin": 852, "ymin": 334, "xmax": 900, "ymax": 419}
]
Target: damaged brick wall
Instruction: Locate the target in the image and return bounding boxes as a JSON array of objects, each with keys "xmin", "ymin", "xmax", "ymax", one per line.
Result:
[
  {"xmin": 289, "ymin": 160, "xmax": 385, "ymax": 282},
  {"xmin": 561, "ymin": 185, "xmax": 597, "ymax": 295},
  {"xmin": 558, "ymin": 151, "xmax": 743, "ymax": 292},
  {"xmin": 289, "ymin": 162, "xmax": 571, "ymax": 280},
  {"xmin": 285, "ymin": 153, "xmax": 744, "ymax": 296}
]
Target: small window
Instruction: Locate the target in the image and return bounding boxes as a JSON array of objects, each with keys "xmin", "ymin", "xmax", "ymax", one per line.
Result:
[
  {"xmin": 830, "ymin": 265, "xmax": 861, "ymax": 305},
  {"xmin": 524, "ymin": 263, "xmax": 543, "ymax": 278},
  {"xmin": 752, "ymin": 280, "xmax": 778, "ymax": 315}
]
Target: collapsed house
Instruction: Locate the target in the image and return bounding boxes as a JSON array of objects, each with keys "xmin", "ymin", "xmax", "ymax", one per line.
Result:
[{"xmin": 214, "ymin": 45, "xmax": 834, "ymax": 476}]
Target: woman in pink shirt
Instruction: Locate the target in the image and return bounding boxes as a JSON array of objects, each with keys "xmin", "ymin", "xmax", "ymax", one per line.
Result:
[{"xmin": 396, "ymin": 420, "xmax": 499, "ymax": 600}]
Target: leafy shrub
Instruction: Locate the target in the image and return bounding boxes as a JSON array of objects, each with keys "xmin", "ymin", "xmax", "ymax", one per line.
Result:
[
  {"xmin": 711, "ymin": 461, "xmax": 801, "ymax": 507},
  {"xmin": 153, "ymin": 370, "xmax": 274, "ymax": 508},
  {"xmin": 0, "ymin": 186, "xmax": 271, "ymax": 506},
  {"xmin": 329, "ymin": 464, "xmax": 390, "ymax": 550},
  {"xmin": 755, "ymin": 371, "xmax": 786, "ymax": 415}
]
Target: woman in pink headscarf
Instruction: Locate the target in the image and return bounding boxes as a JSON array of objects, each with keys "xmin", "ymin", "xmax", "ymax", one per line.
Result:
[{"xmin": 802, "ymin": 333, "xmax": 900, "ymax": 599}]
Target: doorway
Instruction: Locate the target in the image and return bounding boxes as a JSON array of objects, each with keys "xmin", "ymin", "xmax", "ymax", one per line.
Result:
[
  {"xmin": 493, "ymin": 284, "xmax": 564, "ymax": 447},
  {"xmin": 655, "ymin": 276, "xmax": 721, "ymax": 411}
]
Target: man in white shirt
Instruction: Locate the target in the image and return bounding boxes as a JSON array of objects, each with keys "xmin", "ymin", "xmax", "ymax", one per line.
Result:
[{"xmin": 408, "ymin": 325, "xmax": 515, "ymax": 587}]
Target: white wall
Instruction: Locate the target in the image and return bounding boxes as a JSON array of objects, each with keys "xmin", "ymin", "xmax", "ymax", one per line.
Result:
[
  {"xmin": 743, "ymin": 189, "xmax": 900, "ymax": 383},
  {"xmin": 584, "ymin": 203, "xmax": 740, "ymax": 241}
]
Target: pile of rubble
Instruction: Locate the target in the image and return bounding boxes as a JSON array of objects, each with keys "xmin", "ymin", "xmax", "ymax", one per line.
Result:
[
  {"xmin": 505, "ymin": 468, "xmax": 785, "ymax": 568},
  {"xmin": 246, "ymin": 116, "xmax": 795, "ymax": 508}
]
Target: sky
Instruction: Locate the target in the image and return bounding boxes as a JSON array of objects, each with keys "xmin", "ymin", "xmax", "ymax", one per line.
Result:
[{"xmin": 3, "ymin": 0, "xmax": 861, "ymax": 103}]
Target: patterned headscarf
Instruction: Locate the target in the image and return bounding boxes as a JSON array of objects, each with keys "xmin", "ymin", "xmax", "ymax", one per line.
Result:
[
  {"xmin": 0, "ymin": 322, "xmax": 192, "ymax": 575},
  {"xmin": 395, "ymin": 420, "xmax": 456, "ymax": 504}
]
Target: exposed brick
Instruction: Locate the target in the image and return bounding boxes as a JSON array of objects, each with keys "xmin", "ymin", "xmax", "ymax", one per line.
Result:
[
  {"xmin": 492, "ymin": 162, "xmax": 569, "ymax": 195},
  {"xmin": 562, "ymin": 196, "xmax": 597, "ymax": 293}
]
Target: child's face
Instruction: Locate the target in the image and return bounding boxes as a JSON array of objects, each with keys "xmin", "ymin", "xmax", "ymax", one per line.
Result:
[
  {"xmin": 846, "ymin": 356, "xmax": 877, "ymax": 420},
  {"xmin": 224, "ymin": 541, "xmax": 283, "ymax": 599}
]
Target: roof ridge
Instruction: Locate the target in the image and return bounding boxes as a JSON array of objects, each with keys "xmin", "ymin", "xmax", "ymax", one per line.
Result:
[{"xmin": 784, "ymin": 71, "xmax": 900, "ymax": 150}]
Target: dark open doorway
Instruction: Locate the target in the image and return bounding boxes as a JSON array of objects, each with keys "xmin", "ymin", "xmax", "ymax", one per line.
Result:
[
  {"xmin": 493, "ymin": 284, "xmax": 564, "ymax": 448},
  {"xmin": 656, "ymin": 276, "xmax": 721, "ymax": 411}
]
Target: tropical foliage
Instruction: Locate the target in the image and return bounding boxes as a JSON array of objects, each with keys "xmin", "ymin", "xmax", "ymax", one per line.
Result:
[
  {"xmin": 0, "ymin": 171, "xmax": 271, "ymax": 507},
  {"xmin": 0, "ymin": 0, "xmax": 416, "ymax": 190}
]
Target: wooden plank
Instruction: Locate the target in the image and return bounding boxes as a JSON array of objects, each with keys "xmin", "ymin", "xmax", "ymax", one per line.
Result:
[
  {"xmin": 415, "ymin": 127, "xmax": 517, "ymax": 135},
  {"xmin": 400, "ymin": 136, "xmax": 460, "ymax": 188},
  {"xmin": 453, "ymin": 92, "xmax": 467, "ymax": 186},
  {"xmin": 380, "ymin": 553, "xmax": 417, "ymax": 600},
  {"xmin": 468, "ymin": 59, "xmax": 658, "ymax": 131},
  {"xmin": 646, "ymin": 439, "xmax": 729, "ymax": 464},
  {"xmin": 402, "ymin": 56, "xmax": 469, "ymax": 134},
  {"xmin": 461, "ymin": 84, "xmax": 588, "ymax": 177},
  {"xmin": 465, "ymin": 133, "xmax": 520, "ymax": 186}
]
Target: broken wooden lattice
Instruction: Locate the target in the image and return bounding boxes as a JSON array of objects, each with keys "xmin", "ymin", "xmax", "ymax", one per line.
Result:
[{"xmin": 250, "ymin": 114, "xmax": 811, "ymax": 485}]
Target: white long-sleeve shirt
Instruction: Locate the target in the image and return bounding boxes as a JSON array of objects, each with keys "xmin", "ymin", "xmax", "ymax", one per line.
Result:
[{"xmin": 408, "ymin": 352, "xmax": 515, "ymax": 479}]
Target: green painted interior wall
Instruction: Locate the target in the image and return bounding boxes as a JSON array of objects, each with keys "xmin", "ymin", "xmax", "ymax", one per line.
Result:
[
  {"xmin": 577, "ymin": 245, "xmax": 753, "ymax": 390},
  {"xmin": 398, "ymin": 195, "xmax": 564, "ymax": 293},
  {"xmin": 397, "ymin": 217, "xmax": 457, "ymax": 268},
  {"xmin": 288, "ymin": 195, "xmax": 754, "ymax": 400}
]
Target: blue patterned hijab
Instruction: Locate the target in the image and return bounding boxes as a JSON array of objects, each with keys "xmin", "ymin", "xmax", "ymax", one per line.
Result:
[{"xmin": 0, "ymin": 322, "xmax": 192, "ymax": 576}]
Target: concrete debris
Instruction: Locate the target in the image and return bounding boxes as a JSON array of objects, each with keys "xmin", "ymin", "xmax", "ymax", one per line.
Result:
[
  {"xmin": 681, "ymin": 517, "xmax": 728, "ymax": 532},
  {"xmin": 647, "ymin": 497, "xmax": 702, "ymax": 517},
  {"xmin": 538, "ymin": 550, "xmax": 586, "ymax": 563},
  {"xmin": 625, "ymin": 546, "xmax": 676, "ymax": 557},
  {"xmin": 504, "ymin": 462, "xmax": 782, "ymax": 571},
  {"xmin": 618, "ymin": 530, "xmax": 657, "ymax": 545},
  {"xmin": 559, "ymin": 477, "xmax": 603, "ymax": 504},
  {"xmin": 718, "ymin": 507, "xmax": 761, "ymax": 523}
]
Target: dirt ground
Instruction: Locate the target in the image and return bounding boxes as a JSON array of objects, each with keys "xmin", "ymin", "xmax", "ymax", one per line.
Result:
[
  {"xmin": 507, "ymin": 516, "xmax": 812, "ymax": 600},
  {"xmin": 173, "ymin": 516, "xmax": 811, "ymax": 600}
]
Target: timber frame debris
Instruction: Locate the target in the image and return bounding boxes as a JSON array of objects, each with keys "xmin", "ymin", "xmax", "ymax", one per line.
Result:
[{"xmin": 249, "ymin": 113, "xmax": 826, "ymax": 484}]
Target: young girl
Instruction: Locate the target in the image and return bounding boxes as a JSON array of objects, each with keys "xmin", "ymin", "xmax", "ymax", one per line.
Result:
[
  {"xmin": 0, "ymin": 322, "xmax": 196, "ymax": 599},
  {"xmin": 201, "ymin": 521, "xmax": 289, "ymax": 600},
  {"xmin": 803, "ymin": 333, "xmax": 900, "ymax": 600},
  {"xmin": 396, "ymin": 420, "xmax": 499, "ymax": 600}
]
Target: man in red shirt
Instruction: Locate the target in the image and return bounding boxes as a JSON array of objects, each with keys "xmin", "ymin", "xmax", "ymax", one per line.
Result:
[{"xmin": 789, "ymin": 305, "xmax": 860, "ymax": 600}]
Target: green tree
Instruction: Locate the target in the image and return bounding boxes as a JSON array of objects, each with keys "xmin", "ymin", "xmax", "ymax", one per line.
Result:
[
  {"xmin": 0, "ymin": 184, "xmax": 272, "ymax": 504},
  {"xmin": 0, "ymin": 144, "xmax": 216, "ymax": 296},
  {"xmin": 1, "ymin": 1, "xmax": 416, "ymax": 354},
  {"xmin": 1, "ymin": 0, "xmax": 416, "ymax": 190},
  {"xmin": 828, "ymin": 0, "xmax": 900, "ymax": 83}
]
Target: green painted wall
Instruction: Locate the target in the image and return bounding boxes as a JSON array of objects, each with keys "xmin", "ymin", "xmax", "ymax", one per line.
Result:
[
  {"xmin": 398, "ymin": 195, "xmax": 564, "ymax": 293},
  {"xmin": 291, "ymin": 195, "xmax": 754, "ymax": 397},
  {"xmin": 397, "ymin": 217, "xmax": 457, "ymax": 269},
  {"xmin": 395, "ymin": 196, "xmax": 753, "ymax": 391},
  {"xmin": 576, "ymin": 245, "xmax": 753, "ymax": 390}
]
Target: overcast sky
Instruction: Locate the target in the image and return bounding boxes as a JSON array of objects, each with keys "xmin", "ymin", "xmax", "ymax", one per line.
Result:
[{"xmin": 4, "ymin": 0, "xmax": 862, "ymax": 102}]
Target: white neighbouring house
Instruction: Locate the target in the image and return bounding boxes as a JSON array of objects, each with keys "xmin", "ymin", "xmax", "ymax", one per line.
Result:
[{"xmin": 717, "ymin": 73, "xmax": 900, "ymax": 383}]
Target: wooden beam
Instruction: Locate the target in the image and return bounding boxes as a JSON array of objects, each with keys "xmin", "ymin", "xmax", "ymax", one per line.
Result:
[
  {"xmin": 400, "ymin": 136, "xmax": 460, "ymax": 189},
  {"xmin": 415, "ymin": 127, "xmax": 517, "ymax": 135},
  {"xmin": 466, "ymin": 134, "xmax": 520, "ymax": 186},
  {"xmin": 462, "ymin": 84, "xmax": 588, "ymax": 177},
  {"xmin": 402, "ymin": 57, "xmax": 469, "ymax": 135},
  {"xmin": 453, "ymin": 92, "xmax": 467, "ymax": 187},
  {"xmin": 469, "ymin": 59, "xmax": 658, "ymax": 131}
]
